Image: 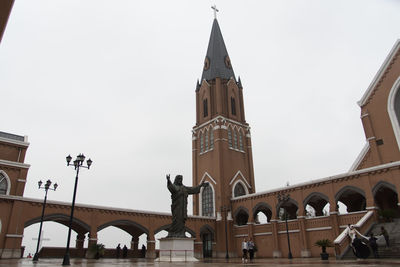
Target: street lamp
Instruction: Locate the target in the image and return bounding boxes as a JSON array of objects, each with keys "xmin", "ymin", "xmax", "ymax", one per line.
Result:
[
  {"xmin": 277, "ymin": 192, "xmax": 293, "ymax": 259},
  {"xmin": 33, "ymin": 179, "xmax": 58, "ymax": 262},
  {"xmin": 221, "ymin": 205, "xmax": 230, "ymax": 259},
  {"xmin": 62, "ymin": 154, "xmax": 92, "ymax": 266}
]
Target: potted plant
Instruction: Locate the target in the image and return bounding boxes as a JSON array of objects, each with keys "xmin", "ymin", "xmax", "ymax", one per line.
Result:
[
  {"xmin": 88, "ymin": 243, "xmax": 105, "ymax": 259},
  {"xmin": 315, "ymin": 239, "xmax": 333, "ymax": 260}
]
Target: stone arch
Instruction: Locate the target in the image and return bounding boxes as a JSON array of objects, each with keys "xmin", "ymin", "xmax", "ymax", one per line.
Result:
[
  {"xmin": 24, "ymin": 213, "xmax": 91, "ymax": 234},
  {"xmin": 200, "ymin": 224, "xmax": 214, "ymax": 258},
  {"xmin": 335, "ymin": 185, "xmax": 366, "ymax": 212},
  {"xmin": 199, "ymin": 224, "xmax": 215, "ymax": 240},
  {"xmin": 232, "ymin": 179, "xmax": 249, "ymax": 197},
  {"xmin": 97, "ymin": 220, "xmax": 149, "ymax": 236},
  {"xmin": 372, "ymin": 181, "xmax": 399, "ymax": 213},
  {"xmin": 387, "ymin": 76, "xmax": 400, "ymax": 152},
  {"xmin": 277, "ymin": 197, "xmax": 298, "ymax": 220},
  {"xmin": 0, "ymin": 170, "xmax": 11, "ymax": 195},
  {"xmin": 199, "ymin": 182, "xmax": 215, "ymax": 217},
  {"xmin": 154, "ymin": 224, "xmax": 196, "ymax": 238},
  {"xmin": 252, "ymin": 202, "xmax": 272, "ymax": 223},
  {"xmin": 303, "ymin": 192, "xmax": 329, "ymax": 217},
  {"xmin": 233, "ymin": 206, "xmax": 249, "ymax": 226}
]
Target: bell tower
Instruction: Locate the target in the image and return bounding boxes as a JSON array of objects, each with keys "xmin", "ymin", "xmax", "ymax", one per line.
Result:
[{"xmin": 192, "ymin": 18, "xmax": 255, "ymax": 223}]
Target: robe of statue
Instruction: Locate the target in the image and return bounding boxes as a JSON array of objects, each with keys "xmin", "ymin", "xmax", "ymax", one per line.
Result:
[{"xmin": 167, "ymin": 176, "xmax": 203, "ymax": 238}]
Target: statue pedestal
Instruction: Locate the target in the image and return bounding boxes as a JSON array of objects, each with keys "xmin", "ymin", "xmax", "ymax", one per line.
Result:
[{"xmin": 156, "ymin": 238, "xmax": 198, "ymax": 262}]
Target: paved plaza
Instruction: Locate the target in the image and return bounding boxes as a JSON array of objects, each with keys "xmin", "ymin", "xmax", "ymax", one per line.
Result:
[{"xmin": 1, "ymin": 258, "xmax": 400, "ymax": 267}]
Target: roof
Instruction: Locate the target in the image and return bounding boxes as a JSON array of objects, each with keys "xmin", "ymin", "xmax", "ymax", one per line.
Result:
[
  {"xmin": 201, "ymin": 19, "xmax": 235, "ymax": 81},
  {"xmin": 358, "ymin": 39, "xmax": 400, "ymax": 107}
]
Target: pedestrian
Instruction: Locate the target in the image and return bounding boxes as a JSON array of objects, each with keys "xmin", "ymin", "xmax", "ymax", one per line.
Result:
[
  {"xmin": 141, "ymin": 244, "xmax": 146, "ymax": 258},
  {"xmin": 122, "ymin": 245, "xmax": 128, "ymax": 258},
  {"xmin": 116, "ymin": 243, "xmax": 121, "ymax": 258},
  {"xmin": 247, "ymin": 238, "xmax": 255, "ymax": 262},
  {"xmin": 241, "ymin": 238, "xmax": 248, "ymax": 263},
  {"xmin": 27, "ymin": 253, "xmax": 32, "ymax": 258},
  {"xmin": 368, "ymin": 233, "xmax": 379, "ymax": 258},
  {"xmin": 380, "ymin": 226, "xmax": 389, "ymax": 247}
]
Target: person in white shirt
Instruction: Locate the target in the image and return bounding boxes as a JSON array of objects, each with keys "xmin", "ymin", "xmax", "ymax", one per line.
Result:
[{"xmin": 241, "ymin": 238, "xmax": 248, "ymax": 263}]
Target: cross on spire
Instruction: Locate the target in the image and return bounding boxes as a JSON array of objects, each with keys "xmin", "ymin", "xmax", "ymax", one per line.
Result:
[{"xmin": 211, "ymin": 5, "xmax": 219, "ymax": 19}]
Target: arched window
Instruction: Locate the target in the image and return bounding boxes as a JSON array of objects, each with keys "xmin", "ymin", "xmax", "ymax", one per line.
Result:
[
  {"xmin": 210, "ymin": 128, "xmax": 214, "ymax": 149},
  {"xmin": 203, "ymin": 99, "xmax": 208, "ymax": 117},
  {"xmin": 239, "ymin": 132, "xmax": 243, "ymax": 151},
  {"xmin": 202, "ymin": 186, "xmax": 214, "ymax": 217},
  {"xmin": 234, "ymin": 182, "xmax": 246, "ymax": 197},
  {"xmin": 200, "ymin": 133, "xmax": 204, "ymax": 153},
  {"xmin": 0, "ymin": 173, "xmax": 8, "ymax": 195},
  {"xmin": 233, "ymin": 130, "xmax": 238, "ymax": 149},
  {"xmin": 228, "ymin": 128, "xmax": 232, "ymax": 148},
  {"xmin": 231, "ymin": 97, "xmax": 236, "ymax": 116},
  {"xmin": 205, "ymin": 131, "xmax": 209, "ymax": 151}
]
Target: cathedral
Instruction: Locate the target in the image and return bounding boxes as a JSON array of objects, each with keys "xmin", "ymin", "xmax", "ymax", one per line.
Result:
[{"xmin": 1, "ymin": 6, "xmax": 400, "ymax": 260}]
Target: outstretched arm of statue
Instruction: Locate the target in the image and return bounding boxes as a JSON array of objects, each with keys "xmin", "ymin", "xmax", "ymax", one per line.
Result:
[{"xmin": 201, "ymin": 182, "xmax": 209, "ymax": 187}]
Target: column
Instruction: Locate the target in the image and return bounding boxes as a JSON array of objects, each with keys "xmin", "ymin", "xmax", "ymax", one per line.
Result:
[
  {"xmin": 271, "ymin": 220, "xmax": 281, "ymax": 258},
  {"xmin": 146, "ymin": 232, "xmax": 156, "ymax": 259}
]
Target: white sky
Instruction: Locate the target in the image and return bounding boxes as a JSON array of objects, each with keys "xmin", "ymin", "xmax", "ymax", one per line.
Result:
[{"xmin": 1, "ymin": 0, "xmax": 400, "ymax": 255}]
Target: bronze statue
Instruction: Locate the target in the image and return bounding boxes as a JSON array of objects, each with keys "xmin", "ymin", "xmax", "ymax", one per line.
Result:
[{"xmin": 166, "ymin": 174, "xmax": 208, "ymax": 238}]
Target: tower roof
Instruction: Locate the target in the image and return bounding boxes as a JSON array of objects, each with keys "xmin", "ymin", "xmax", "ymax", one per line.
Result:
[{"xmin": 201, "ymin": 19, "xmax": 235, "ymax": 81}]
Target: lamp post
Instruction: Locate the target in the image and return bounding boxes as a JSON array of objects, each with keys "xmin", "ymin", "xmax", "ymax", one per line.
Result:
[
  {"xmin": 221, "ymin": 205, "xmax": 229, "ymax": 259},
  {"xmin": 62, "ymin": 154, "xmax": 92, "ymax": 266},
  {"xmin": 32, "ymin": 179, "xmax": 58, "ymax": 262},
  {"xmin": 277, "ymin": 192, "xmax": 293, "ymax": 259}
]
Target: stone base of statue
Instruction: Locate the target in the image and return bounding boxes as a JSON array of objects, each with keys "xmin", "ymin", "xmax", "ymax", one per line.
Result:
[{"xmin": 155, "ymin": 238, "xmax": 198, "ymax": 262}]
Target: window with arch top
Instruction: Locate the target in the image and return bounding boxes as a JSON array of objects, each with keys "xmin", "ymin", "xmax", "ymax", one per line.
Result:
[
  {"xmin": 203, "ymin": 99, "xmax": 208, "ymax": 117},
  {"xmin": 0, "ymin": 173, "xmax": 8, "ymax": 195},
  {"xmin": 202, "ymin": 185, "xmax": 214, "ymax": 217},
  {"xmin": 234, "ymin": 182, "xmax": 246, "ymax": 197},
  {"xmin": 231, "ymin": 97, "xmax": 236, "ymax": 116}
]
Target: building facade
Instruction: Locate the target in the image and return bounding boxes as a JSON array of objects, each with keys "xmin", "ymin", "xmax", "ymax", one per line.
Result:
[{"xmin": 0, "ymin": 17, "xmax": 399, "ymax": 259}]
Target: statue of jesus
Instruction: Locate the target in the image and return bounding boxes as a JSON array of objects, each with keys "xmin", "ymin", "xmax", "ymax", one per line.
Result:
[{"xmin": 166, "ymin": 174, "xmax": 208, "ymax": 238}]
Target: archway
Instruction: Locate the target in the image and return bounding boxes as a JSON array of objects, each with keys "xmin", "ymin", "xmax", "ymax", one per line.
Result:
[
  {"xmin": 200, "ymin": 225, "xmax": 214, "ymax": 258},
  {"xmin": 252, "ymin": 202, "xmax": 272, "ymax": 223},
  {"xmin": 234, "ymin": 207, "xmax": 249, "ymax": 226},
  {"xmin": 277, "ymin": 198, "xmax": 298, "ymax": 220},
  {"xmin": 373, "ymin": 181, "xmax": 399, "ymax": 217},
  {"xmin": 303, "ymin": 192, "xmax": 329, "ymax": 217},
  {"xmin": 335, "ymin": 186, "xmax": 366, "ymax": 213}
]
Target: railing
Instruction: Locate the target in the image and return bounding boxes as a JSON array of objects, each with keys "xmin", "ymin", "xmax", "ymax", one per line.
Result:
[
  {"xmin": 157, "ymin": 249, "xmax": 194, "ymax": 262},
  {"xmin": 334, "ymin": 210, "xmax": 375, "ymax": 259}
]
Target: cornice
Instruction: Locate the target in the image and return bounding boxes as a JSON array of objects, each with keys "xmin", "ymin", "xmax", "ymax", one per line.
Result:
[
  {"xmin": 0, "ymin": 195, "xmax": 215, "ymax": 220},
  {"xmin": 231, "ymin": 161, "xmax": 400, "ymax": 201},
  {"xmin": 0, "ymin": 136, "xmax": 29, "ymax": 147},
  {"xmin": 0, "ymin": 159, "xmax": 30, "ymax": 169}
]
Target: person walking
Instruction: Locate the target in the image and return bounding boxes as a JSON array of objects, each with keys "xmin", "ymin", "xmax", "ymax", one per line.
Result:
[
  {"xmin": 116, "ymin": 243, "xmax": 121, "ymax": 258},
  {"xmin": 380, "ymin": 226, "xmax": 389, "ymax": 247},
  {"xmin": 241, "ymin": 238, "xmax": 248, "ymax": 263},
  {"xmin": 122, "ymin": 245, "xmax": 128, "ymax": 258},
  {"xmin": 368, "ymin": 233, "xmax": 379, "ymax": 258},
  {"xmin": 247, "ymin": 238, "xmax": 255, "ymax": 262}
]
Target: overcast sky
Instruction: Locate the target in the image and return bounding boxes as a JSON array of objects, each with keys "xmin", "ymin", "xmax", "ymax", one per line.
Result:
[{"xmin": 1, "ymin": 0, "xmax": 400, "ymax": 253}]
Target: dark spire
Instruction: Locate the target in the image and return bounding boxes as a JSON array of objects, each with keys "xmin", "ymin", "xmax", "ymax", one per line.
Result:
[
  {"xmin": 196, "ymin": 79, "xmax": 201, "ymax": 91},
  {"xmin": 201, "ymin": 19, "xmax": 235, "ymax": 81},
  {"xmin": 237, "ymin": 76, "xmax": 243, "ymax": 89}
]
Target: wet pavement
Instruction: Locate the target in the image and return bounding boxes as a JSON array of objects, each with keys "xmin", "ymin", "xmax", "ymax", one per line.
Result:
[{"xmin": 1, "ymin": 258, "xmax": 400, "ymax": 267}]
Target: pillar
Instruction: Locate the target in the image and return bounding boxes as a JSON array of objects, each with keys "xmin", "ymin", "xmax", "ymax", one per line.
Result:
[
  {"xmin": 131, "ymin": 236, "xmax": 139, "ymax": 251},
  {"xmin": 297, "ymin": 216, "xmax": 311, "ymax": 257},
  {"xmin": 271, "ymin": 220, "xmax": 281, "ymax": 258},
  {"xmin": 146, "ymin": 232, "xmax": 156, "ymax": 259},
  {"xmin": 75, "ymin": 233, "xmax": 85, "ymax": 249}
]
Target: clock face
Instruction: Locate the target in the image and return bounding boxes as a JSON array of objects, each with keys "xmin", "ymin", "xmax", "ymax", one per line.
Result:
[
  {"xmin": 204, "ymin": 57, "xmax": 210, "ymax": 71},
  {"xmin": 224, "ymin": 56, "xmax": 232, "ymax": 69}
]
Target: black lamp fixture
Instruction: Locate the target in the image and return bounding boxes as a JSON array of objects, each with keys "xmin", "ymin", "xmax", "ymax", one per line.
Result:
[
  {"xmin": 62, "ymin": 154, "xmax": 92, "ymax": 266},
  {"xmin": 32, "ymin": 179, "xmax": 58, "ymax": 262},
  {"xmin": 277, "ymin": 192, "xmax": 293, "ymax": 259}
]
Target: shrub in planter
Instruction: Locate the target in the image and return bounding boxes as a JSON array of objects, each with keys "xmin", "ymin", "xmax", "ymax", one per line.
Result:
[
  {"xmin": 88, "ymin": 243, "xmax": 105, "ymax": 259},
  {"xmin": 315, "ymin": 239, "xmax": 333, "ymax": 260}
]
